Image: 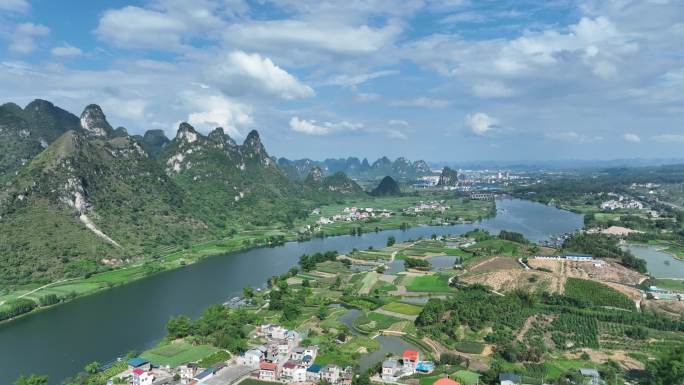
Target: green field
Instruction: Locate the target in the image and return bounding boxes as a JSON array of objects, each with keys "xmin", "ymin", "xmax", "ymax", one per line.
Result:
[
  {"xmin": 380, "ymin": 302, "xmax": 424, "ymax": 315},
  {"xmin": 141, "ymin": 342, "xmax": 218, "ymax": 367},
  {"xmin": 652, "ymin": 278, "xmax": 684, "ymax": 291},
  {"xmin": 406, "ymin": 274, "xmax": 453, "ymax": 293},
  {"xmin": 452, "ymin": 370, "xmax": 481, "ymax": 385},
  {"xmin": 564, "ymin": 278, "xmax": 635, "ymax": 310}
]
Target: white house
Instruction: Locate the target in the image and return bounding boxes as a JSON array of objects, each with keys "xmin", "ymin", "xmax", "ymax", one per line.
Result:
[
  {"xmin": 237, "ymin": 349, "xmax": 263, "ymax": 368},
  {"xmin": 321, "ymin": 365, "xmax": 340, "ymax": 384}
]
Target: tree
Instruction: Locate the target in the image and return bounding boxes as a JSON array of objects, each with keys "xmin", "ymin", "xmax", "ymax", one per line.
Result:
[
  {"xmin": 84, "ymin": 361, "xmax": 100, "ymax": 374},
  {"xmin": 353, "ymin": 373, "xmax": 372, "ymax": 385},
  {"xmin": 316, "ymin": 306, "xmax": 328, "ymax": 320},
  {"xmin": 386, "ymin": 236, "xmax": 396, "ymax": 247},
  {"xmin": 14, "ymin": 375, "xmax": 49, "ymax": 385},
  {"xmin": 243, "ymin": 286, "xmax": 254, "ymax": 298},
  {"xmin": 166, "ymin": 315, "xmax": 193, "ymax": 338},
  {"xmin": 646, "ymin": 345, "xmax": 684, "ymax": 384}
]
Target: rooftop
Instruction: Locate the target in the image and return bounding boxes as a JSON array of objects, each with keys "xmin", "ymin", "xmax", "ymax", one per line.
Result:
[
  {"xmin": 433, "ymin": 377, "xmax": 461, "ymax": 385},
  {"xmin": 127, "ymin": 358, "xmax": 149, "ymax": 368}
]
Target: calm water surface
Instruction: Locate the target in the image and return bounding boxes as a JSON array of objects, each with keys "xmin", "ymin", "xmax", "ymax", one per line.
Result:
[
  {"xmin": 624, "ymin": 244, "xmax": 684, "ymax": 279},
  {"xmin": 0, "ymin": 199, "xmax": 582, "ymax": 384}
]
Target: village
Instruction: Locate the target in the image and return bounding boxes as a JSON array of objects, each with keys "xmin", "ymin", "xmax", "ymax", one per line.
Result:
[
  {"xmin": 315, "ymin": 206, "xmax": 393, "ymax": 226},
  {"xmin": 101, "ymin": 227, "xmax": 683, "ymax": 385}
]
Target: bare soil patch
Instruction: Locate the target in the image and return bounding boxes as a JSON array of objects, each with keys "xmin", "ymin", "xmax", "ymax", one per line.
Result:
[
  {"xmin": 469, "ymin": 256, "xmax": 521, "ymax": 273},
  {"xmin": 462, "ymin": 269, "xmax": 559, "ymax": 293}
]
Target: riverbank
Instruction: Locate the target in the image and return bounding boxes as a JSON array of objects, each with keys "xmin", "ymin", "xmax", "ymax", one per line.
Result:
[
  {"xmin": 0, "ymin": 198, "xmax": 586, "ymax": 385},
  {"xmin": 0, "ymin": 196, "xmax": 496, "ymax": 325}
]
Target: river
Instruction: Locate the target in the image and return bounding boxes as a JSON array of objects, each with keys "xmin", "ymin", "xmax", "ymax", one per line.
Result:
[
  {"xmin": 0, "ymin": 199, "xmax": 583, "ymax": 384},
  {"xmin": 623, "ymin": 244, "xmax": 684, "ymax": 278}
]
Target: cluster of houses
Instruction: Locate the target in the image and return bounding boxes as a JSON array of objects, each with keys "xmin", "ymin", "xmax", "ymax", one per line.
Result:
[
  {"xmin": 238, "ymin": 324, "xmax": 352, "ymax": 385},
  {"xmin": 402, "ymin": 200, "xmax": 450, "ymax": 214},
  {"xmin": 316, "ymin": 207, "xmax": 392, "ymax": 225},
  {"xmin": 111, "ymin": 358, "xmax": 159, "ymax": 385},
  {"xmin": 380, "ymin": 349, "xmax": 434, "ymax": 382},
  {"xmin": 600, "ymin": 196, "xmax": 644, "ymax": 210}
]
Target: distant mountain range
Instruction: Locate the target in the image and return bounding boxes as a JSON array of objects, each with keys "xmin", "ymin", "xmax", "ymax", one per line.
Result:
[
  {"xmin": 277, "ymin": 156, "xmax": 434, "ymax": 181},
  {"xmin": 0, "ymin": 100, "xmax": 365, "ymax": 287}
]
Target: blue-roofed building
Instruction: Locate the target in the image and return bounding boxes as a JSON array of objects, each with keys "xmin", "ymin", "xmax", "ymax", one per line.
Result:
[
  {"xmin": 416, "ymin": 361, "xmax": 435, "ymax": 373},
  {"xmin": 127, "ymin": 358, "xmax": 150, "ymax": 371},
  {"xmin": 306, "ymin": 364, "xmax": 322, "ymax": 382}
]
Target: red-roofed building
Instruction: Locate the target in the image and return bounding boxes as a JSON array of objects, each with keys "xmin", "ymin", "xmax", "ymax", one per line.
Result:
[
  {"xmin": 131, "ymin": 368, "xmax": 154, "ymax": 385},
  {"xmin": 403, "ymin": 349, "xmax": 420, "ymax": 369},
  {"xmin": 259, "ymin": 361, "xmax": 279, "ymax": 381},
  {"xmin": 433, "ymin": 377, "xmax": 461, "ymax": 385}
]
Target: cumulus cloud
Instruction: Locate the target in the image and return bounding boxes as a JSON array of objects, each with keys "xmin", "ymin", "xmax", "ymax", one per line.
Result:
[
  {"xmin": 51, "ymin": 44, "xmax": 82, "ymax": 57},
  {"xmin": 390, "ymin": 97, "xmax": 451, "ymax": 108},
  {"xmin": 9, "ymin": 22, "xmax": 49, "ymax": 54},
  {"xmin": 209, "ymin": 51, "xmax": 314, "ymax": 100},
  {"xmin": 95, "ymin": 6, "xmax": 188, "ymax": 50},
  {"xmin": 623, "ymin": 133, "xmax": 641, "ymax": 143},
  {"xmin": 184, "ymin": 92, "xmax": 252, "ymax": 137},
  {"xmin": 289, "ymin": 116, "xmax": 362, "ymax": 136},
  {"xmin": 465, "ymin": 113, "xmax": 499, "ymax": 136}
]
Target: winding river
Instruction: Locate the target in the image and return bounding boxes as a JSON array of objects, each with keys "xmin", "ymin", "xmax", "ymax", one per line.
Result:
[{"xmin": 0, "ymin": 199, "xmax": 583, "ymax": 384}]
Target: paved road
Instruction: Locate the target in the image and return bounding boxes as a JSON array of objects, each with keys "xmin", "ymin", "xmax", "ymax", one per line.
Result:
[{"xmin": 204, "ymin": 365, "xmax": 254, "ymax": 385}]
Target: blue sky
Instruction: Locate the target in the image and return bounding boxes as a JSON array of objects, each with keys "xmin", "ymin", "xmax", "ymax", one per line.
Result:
[{"xmin": 1, "ymin": 0, "xmax": 683, "ymax": 162}]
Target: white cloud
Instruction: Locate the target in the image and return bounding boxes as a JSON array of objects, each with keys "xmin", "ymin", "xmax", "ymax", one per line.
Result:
[
  {"xmin": 465, "ymin": 113, "xmax": 499, "ymax": 136},
  {"xmin": 388, "ymin": 119, "xmax": 408, "ymax": 126},
  {"xmin": 9, "ymin": 23, "xmax": 49, "ymax": 54},
  {"xmin": 472, "ymin": 81, "xmax": 515, "ymax": 98},
  {"xmin": 101, "ymin": 97, "xmax": 147, "ymax": 122},
  {"xmin": 390, "ymin": 96, "xmax": 451, "ymax": 108},
  {"xmin": 323, "ymin": 70, "xmax": 398, "ymax": 88},
  {"xmin": 95, "ymin": 6, "xmax": 188, "ymax": 50},
  {"xmin": 544, "ymin": 131, "xmax": 603, "ymax": 143},
  {"xmin": 0, "ymin": 0, "xmax": 29, "ymax": 13},
  {"xmin": 355, "ymin": 92, "xmax": 381, "ymax": 102},
  {"xmin": 184, "ymin": 92, "xmax": 252, "ymax": 137},
  {"xmin": 623, "ymin": 133, "xmax": 641, "ymax": 143},
  {"xmin": 209, "ymin": 51, "xmax": 314, "ymax": 100},
  {"xmin": 652, "ymin": 134, "xmax": 684, "ymax": 143},
  {"xmin": 225, "ymin": 20, "xmax": 401, "ymax": 56},
  {"xmin": 289, "ymin": 116, "xmax": 362, "ymax": 136},
  {"xmin": 51, "ymin": 44, "xmax": 82, "ymax": 57},
  {"xmin": 386, "ymin": 128, "xmax": 407, "ymax": 140}
]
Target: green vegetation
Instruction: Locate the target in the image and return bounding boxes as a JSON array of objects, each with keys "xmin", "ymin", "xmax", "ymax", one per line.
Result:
[
  {"xmin": 381, "ymin": 302, "xmax": 424, "ymax": 316},
  {"xmin": 404, "ymin": 257, "xmax": 432, "ymax": 270},
  {"xmin": 454, "ymin": 341, "xmax": 485, "ymax": 354},
  {"xmin": 406, "ymin": 274, "xmax": 452, "ymax": 293},
  {"xmin": 141, "ymin": 342, "xmax": 218, "ymax": 367},
  {"xmin": 564, "ymin": 278, "xmax": 635, "ymax": 310}
]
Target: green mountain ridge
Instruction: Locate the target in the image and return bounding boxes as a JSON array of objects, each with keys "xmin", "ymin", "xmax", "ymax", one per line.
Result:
[
  {"xmin": 0, "ymin": 99, "xmax": 81, "ymax": 185},
  {"xmin": 0, "ymin": 100, "xmax": 365, "ymax": 288},
  {"xmin": 370, "ymin": 175, "xmax": 402, "ymax": 196},
  {"xmin": 304, "ymin": 166, "xmax": 365, "ymax": 196}
]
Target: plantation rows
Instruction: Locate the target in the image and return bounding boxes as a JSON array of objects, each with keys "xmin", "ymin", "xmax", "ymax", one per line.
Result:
[
  {"xmin": 564, "ymin": 278, "xmax": 634, "ymax": 310},
  {"xmin": 550, "ymin": 314, "xmax": 599, "ymax": 349}
]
